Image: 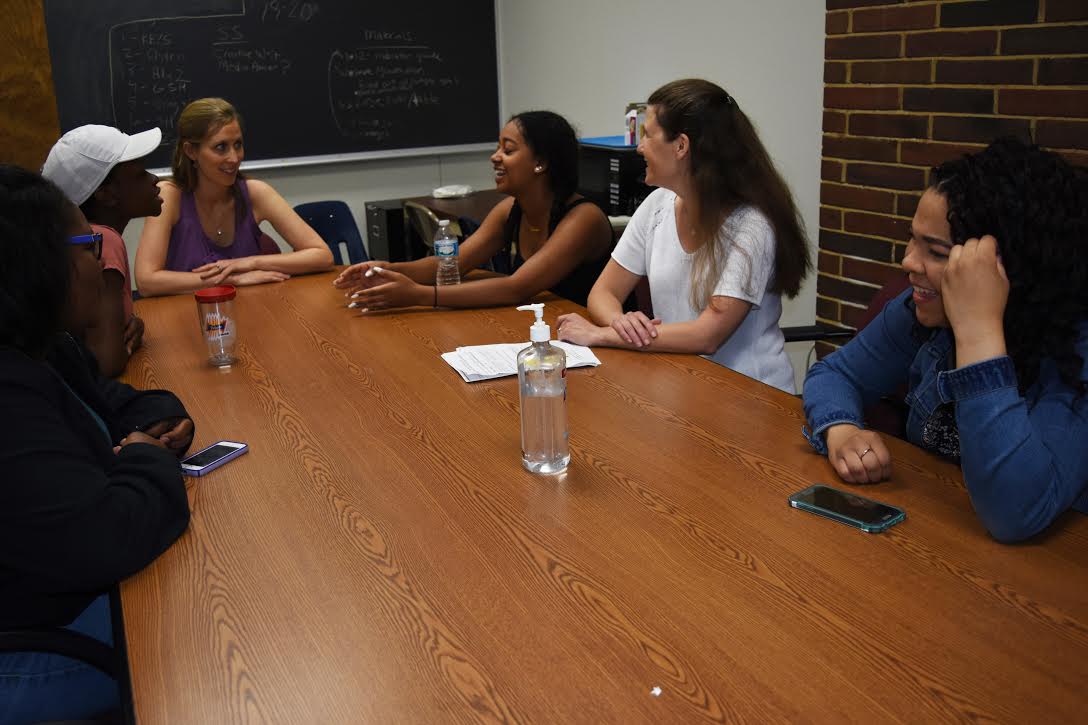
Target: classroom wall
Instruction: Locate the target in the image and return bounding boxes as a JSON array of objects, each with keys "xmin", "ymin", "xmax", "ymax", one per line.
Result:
[
  {"xmin": 120, "ymin": 0, "xmax": 825, "ymax": 384},
  {"xmin": 498, "ymin": 0, "xmax": 826, "ymax": 383},
  {"xmin": 816, "ymin": 0, "xmax": 1088, "ymax": 358}
]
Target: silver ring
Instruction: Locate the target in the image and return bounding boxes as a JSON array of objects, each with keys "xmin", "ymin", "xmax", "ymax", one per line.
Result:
[{"xmin": 859, "ymin": 447, "xmax": 872, "ymax": 459}]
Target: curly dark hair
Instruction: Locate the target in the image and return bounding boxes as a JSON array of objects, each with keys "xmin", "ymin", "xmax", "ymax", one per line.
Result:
[
  {"xmin": 931, "ymin": 137, "xmax": 1088, "ymax": 395},
  {"xmin": 0, "ymin": 164, "xmax": 73, "ymax": 357}
]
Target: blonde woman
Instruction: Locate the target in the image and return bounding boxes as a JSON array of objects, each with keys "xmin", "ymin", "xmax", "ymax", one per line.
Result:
[
  {"xmin": 135, "ymin": 98, "xmax": 332, "ymax": 296},
  {"xmin": 556, "ymin": 79, "xmax": 811, "ymax": 393}
]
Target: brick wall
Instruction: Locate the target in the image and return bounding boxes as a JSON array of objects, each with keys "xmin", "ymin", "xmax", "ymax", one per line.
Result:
[{"xmin": 817, "ymin": 0, "xmax": 1088, "ymax": 356}]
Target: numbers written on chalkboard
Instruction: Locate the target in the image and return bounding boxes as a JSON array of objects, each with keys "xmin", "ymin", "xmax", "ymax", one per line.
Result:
[{"xmin": 261, "ymin": 0, "xmax": 319, "ymax": 23}]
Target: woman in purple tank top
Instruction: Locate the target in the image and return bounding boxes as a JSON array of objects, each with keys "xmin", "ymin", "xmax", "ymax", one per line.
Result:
[{"xmin": 134, "ymin": 98, "xmax": 332, "ymax": 296}]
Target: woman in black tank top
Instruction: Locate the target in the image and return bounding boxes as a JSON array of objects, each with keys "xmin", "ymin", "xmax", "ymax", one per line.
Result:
[{"xmin": 335, "ymin": 111, "xmax": 613, "ymax": 311}]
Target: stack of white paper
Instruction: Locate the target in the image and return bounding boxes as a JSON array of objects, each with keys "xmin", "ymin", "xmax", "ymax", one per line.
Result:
[{"xmin": 441, "ymin": 341, "xmax": 601, "ymax": 383}]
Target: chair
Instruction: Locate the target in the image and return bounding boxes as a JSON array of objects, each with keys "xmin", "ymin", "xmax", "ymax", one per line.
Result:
[
  {"xmin": 294, "ymin": 201, "xmax": 369, "ymax": 265},
  {"xmin": 402, "ymin": 201, "xmax": 461, "ymax": 254},
  {"xmin": 0, "ymin": 588, "xmax": 135, "ymax": 724},
  {"xmin": 783, "ymin": 274, "xmax": 911, "ymax": 437}
]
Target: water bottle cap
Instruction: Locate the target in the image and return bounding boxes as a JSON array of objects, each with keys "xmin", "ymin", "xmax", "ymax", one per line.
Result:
[{"xmin": 438, "ymin": 219, "xmax": 450, "ymax": 227}]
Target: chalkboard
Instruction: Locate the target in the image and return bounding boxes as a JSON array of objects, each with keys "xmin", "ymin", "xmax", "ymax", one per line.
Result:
[{"xmin": 43, "ymin": 0, "xmax": 500, "ymax": 170}]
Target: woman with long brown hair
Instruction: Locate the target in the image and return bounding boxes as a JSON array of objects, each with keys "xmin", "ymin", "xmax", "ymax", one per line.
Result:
[
  {"xmin": 556, "ymin": 79, "xmax": 811, "ymax": 392},
  {"xmin": 135, "ymin": 98, "xmax": 332, "ymax": 296}
]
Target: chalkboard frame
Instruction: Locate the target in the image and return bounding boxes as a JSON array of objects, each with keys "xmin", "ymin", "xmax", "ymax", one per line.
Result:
[{"xmin": 43, "ymin": 0, "xmax": 504, "ymax": 174}]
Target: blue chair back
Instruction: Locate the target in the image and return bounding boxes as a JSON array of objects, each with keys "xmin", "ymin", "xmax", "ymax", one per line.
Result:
[{"xmin": 295, "ymin": 201, "xmax": 368, "ymax": 265}]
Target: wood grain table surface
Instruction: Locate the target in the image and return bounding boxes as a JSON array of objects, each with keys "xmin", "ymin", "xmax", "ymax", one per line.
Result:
[{"xmin": 121, "ymin": 271, "xmax": 1088, "ymax": 724}]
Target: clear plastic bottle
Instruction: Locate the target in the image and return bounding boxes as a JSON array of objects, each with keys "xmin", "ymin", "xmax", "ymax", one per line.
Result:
[
  {"xmin": 434, "ymin": 219, "xmax": 460, "ymax": 286},
  {"xmin": 516, "ymin": 304, "xmax": 569, "ymax": 474}
]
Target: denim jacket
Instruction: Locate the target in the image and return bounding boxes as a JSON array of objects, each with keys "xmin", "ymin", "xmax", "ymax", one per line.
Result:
[{"xmin": 803, "ymin": 289, "xmax": 1088, "ymax": 543}]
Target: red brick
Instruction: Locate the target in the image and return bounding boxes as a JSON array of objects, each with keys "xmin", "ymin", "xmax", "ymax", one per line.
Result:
[
  {"xmin": 1038, "ymin": 58, "xmax": 1088, "ymax": 86},
  {"xmin": 822, "ymin": 159, "xmax": 845, "ymax": 181},
  {"xmin": 932, "ymin": 115, "xmax": 1032, "ymax": 144},
  {"xmin": 900, "ymin": 140, "xmax": 983, "ymax": 167},
  {"xmin": 822, "ymin": 182, "xmax": 898, "ymax": 213},
  {"xmin": 847, "ymin": 162, "xmax": 926, "ymax": 190},
  {"xmin": 843, "ymin": 257, "xmax": 908, "ymax": 288},
  {"xmin": 823, "ymin": 134, "xmax": 899, "ymax": 162},
  {"xmin": 854, "ymin": 4, "xmax": 935, "ymax": 31},
  {"xmin": 827, "ymin": 0, "xmax": 904, "ymax": 9},
  {"xmin": 934, "ymin": 59, "xmax": 1034, "ymax": 85},
  {"xmin": 826, "ymin": 33, "xmax": 902, "ymax": 60},
  {"xmin": 825, "ymin": 85, "xmax": 901, "ymax": 110},
  {"xmin": 825, "ymin": 61, "xmax": 848, "ymax": 83},
  {"xmin": 1036, "ymin": 120, "xmax": 1088, "ymax": 151},
  {"xmin": 903, "ymin": 87, "xmax": 993, "ymax": 114},
  {"xmin": 849, "ymin": 113, "xmax": 929, "ymax": 139},
  {"xmin": 844, "ymin": 211, "xmax": 911, "ymax": 240},
  {"xmin": 826, "ymin": 10, "xmax": 850, "ymax": 34},
  {"xmin": 999, "ymin": 89, "xmax": 1088, "ymax": 118},
  {"xmin": 820, "ymin": 206, "xmax": 844, "ymax": 230},
  {"xmin": 1002, "ymin": 26, "xmax": 1088, "ymax": 56},
  {"xmin": 819, "ymin": 227, "xmax": 895, "ymax": 259},
  {"xmin": 824, "ymin": 111, "xmax": 847, "ymax": 133},
  {"xmin": 815, "ymin": 341, "xmax": 840, "ymax": 360},
  {"xmin": 818, "ymin": 250, "xmax": 842, "ymax": 274},
  {"xmin": 905, "ymin": 30, "xmax": 997, "ymax": 57},
  {"xmin": 840, "ymin": 302, "xmax": 872, "ymax": 330},
  {"xmin": 940, "ymin": 0, "xmax": 1039, "ymax": 28},
  {"xmin": 818, "ymin": 274, "xmax": 881, "ymax": 306},
  {"xmin": 894, "ymin": 242, "xmax": 908, "ymax": 264},
  {"xmin": 851, "ymin": 59, "xmax": 931, "ymax": 84},
  {"xmin": 897, "ymin": 192, "xmax": 922, "ymax": 217},
  {"xmin": 816, "ymin": 296, "xmax": 841, "ymax": 323},
  {"xmin": 1047, "ymin": 0, "xmax": 1088, "ymax": 21}
]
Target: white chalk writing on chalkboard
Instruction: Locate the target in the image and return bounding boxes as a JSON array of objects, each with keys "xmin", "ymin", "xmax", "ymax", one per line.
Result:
[{"xmin": 328, "ymin": 33, "xmax": 460, "ymax": 139}]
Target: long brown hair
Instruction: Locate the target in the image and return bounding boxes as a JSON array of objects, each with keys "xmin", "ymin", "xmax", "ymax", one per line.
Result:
[
  {"xmin": 648, "ymin": 79, "xmax": 810, "ymax": 308},
  {"xmin": 170, "ymin": 97, "xmax": 245, "ymax": 193}
]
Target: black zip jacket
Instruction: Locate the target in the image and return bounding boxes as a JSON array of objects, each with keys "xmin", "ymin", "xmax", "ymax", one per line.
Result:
[{"xmin": 0, "ymin": 335, "xmax": 192, "ymax": 628}]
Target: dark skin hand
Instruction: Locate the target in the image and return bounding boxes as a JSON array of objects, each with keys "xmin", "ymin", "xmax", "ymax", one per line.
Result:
[
  {"xmin": 123, "ymin": 315, "xmax": 144, "ymax": 355},
  {"xmin": 112, "ymin": 430, "xmax": 168, "ymax": 454},
  {"xmin": 137, "ymin": 417, "xmax": 195, "ymax": 456}
]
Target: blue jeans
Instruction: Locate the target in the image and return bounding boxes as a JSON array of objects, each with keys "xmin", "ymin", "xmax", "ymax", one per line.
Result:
[{"xmin": 0, "ymin": 594, "xmax": 119, "ymax": 724}]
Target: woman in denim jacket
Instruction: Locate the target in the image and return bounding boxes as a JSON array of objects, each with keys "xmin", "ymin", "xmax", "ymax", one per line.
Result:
[{"xmin": 803, "ymin": 138, "xmax": 1088, "ymax": 543}]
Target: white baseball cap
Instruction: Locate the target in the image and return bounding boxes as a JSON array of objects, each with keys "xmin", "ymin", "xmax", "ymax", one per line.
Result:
[{"xmin": 42, "ymin": 125, "xmax": 162, "ymax": 206}]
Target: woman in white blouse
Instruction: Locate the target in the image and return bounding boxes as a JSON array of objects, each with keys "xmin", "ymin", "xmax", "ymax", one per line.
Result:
[{"xmin": 557, "ymin": 78, "xmax": 811, "ymax": 392}]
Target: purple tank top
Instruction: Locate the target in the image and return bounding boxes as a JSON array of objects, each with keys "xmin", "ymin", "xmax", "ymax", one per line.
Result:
[{"xmin": 165, "ymin": 178, "xmax": 265, "ymax": 272}]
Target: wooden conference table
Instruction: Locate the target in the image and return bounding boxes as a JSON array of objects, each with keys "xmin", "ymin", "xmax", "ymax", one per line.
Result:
[{"xmin": 121, "ymin": 272, "xmax": 1088, "ymax": 723}]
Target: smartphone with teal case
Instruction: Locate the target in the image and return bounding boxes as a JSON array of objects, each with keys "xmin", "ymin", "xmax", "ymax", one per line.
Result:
[{"xmin": 789, "ymin": 484, "xmax": 905, "ymax": 533}]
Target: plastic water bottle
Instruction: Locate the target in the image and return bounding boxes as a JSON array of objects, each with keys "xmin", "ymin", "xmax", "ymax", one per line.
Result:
[
  {"xmin": 434, "ymin": 219, "xmax": 460, "ymax": 286},
  {"xmin": 516, "ymin": 304, "xmax": 569, "ymax": 474}
]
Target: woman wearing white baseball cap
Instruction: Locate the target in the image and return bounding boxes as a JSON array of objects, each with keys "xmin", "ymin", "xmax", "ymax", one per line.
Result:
[
  {"xmin": 134, "ymin": 97, "xmax": 333, "ymax": 296},
  {"xmin": 42, "ymin": 124, "xmax": 164, "ymax": 376}
]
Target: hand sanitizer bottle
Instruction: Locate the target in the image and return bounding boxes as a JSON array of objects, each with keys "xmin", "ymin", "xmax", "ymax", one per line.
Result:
[{"xmin": 516, "ymin": 304, "xmax": 569, "ymax": 474}]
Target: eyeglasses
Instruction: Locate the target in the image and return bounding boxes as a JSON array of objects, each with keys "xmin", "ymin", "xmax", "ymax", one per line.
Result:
[{"xmin": 69, "ymin": 232, "xmax": 103, "ymax": 260}]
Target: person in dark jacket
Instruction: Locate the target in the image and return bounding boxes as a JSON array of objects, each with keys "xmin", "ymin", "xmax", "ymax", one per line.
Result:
[{"xmin": 0, "ymin": 165, "xmax": 194, "ymax": 723}]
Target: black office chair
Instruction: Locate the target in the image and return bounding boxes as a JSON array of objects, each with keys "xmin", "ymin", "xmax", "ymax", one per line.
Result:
[
  {"xmin": 0, "ymin": 588, "xmax": 135, "ymax": 724},
  {"xmin": 295, "ymin": 200, "xmax": 369, "ymax": 265}
]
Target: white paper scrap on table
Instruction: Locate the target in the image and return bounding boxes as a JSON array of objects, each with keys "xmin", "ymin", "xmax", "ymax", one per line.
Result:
[{"xmin": 441, "ymin": 341, "xmax": 601, "ymax": 383}]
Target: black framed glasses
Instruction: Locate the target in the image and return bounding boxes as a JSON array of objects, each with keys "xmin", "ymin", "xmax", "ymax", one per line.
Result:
[{"xmin": 69, "ymin": 232, "xmax": 103, "ymax": 260}]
